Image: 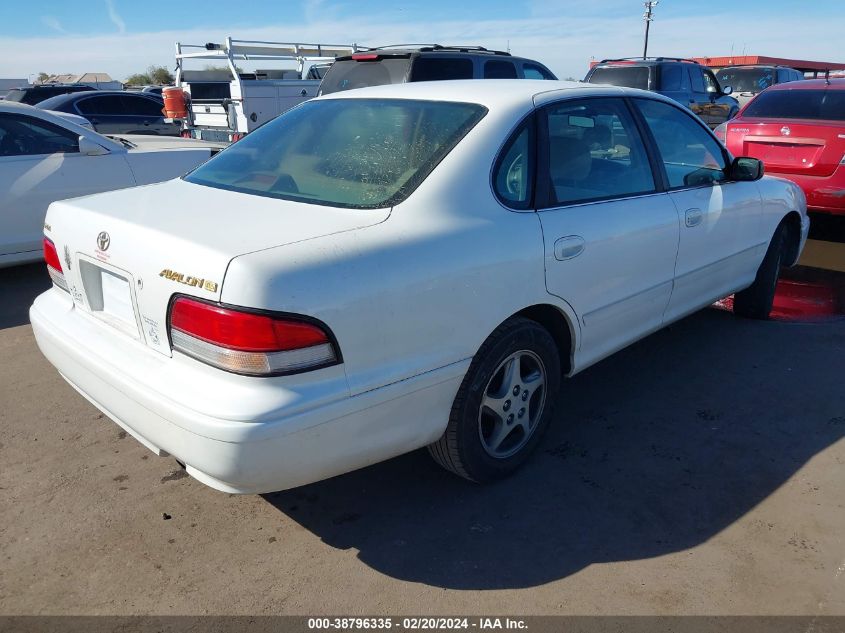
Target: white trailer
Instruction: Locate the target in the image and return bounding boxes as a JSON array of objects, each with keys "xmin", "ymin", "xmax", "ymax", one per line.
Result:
[{"xmin": 172, "ymin": 37, "xmax": 360, "ymax": 142}]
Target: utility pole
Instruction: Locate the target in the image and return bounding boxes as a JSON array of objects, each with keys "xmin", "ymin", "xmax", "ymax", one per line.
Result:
[{"xmin": 643, "ymin": 1, "xmax": 659, "ymax": 59}]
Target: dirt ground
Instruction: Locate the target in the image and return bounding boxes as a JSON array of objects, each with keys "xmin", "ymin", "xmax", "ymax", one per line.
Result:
[{"xmin": 1, "ymin": 263, "xmax": 843, "ymax": 615}]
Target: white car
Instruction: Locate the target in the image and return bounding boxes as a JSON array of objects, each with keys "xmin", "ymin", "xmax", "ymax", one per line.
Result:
[
  {"xmin": 30, "ymin": 80, "xmax": 809, "ymax": 494},
  {"xmin": 0, "ymin": 102, "xmax": 224, "ymax": 267}
]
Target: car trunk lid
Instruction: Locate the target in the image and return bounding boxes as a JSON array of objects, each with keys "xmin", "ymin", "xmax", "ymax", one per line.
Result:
[
  {"xmin": 731, "ymin": 119, "xmax": 845, "ymax": 177},
  {"xmin": 45, "ymin": 178, "xmax": 389, "ymax": 356}
]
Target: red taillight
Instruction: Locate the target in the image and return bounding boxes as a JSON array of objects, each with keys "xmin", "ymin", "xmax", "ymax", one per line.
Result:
[
  {"xmin": 169, "ymin": 297, "xmax": 338, "ymax": 375},
  {"xmin": 351, "ymin": 53, "xmax": 379, "ymax": 61},
  {"xmin": 231, "ymin": 132, "xmax": 244, "ymax": 142},
  {"xmin": 43, "ymin": 238, "xmax": 68, "ymax": 292},
  {"xmin": 180, "ymin": 130, "xmax": 192, "ymax": 139}
]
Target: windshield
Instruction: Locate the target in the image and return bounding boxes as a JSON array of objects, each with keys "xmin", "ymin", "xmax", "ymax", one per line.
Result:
[
  {"xmin": 318, "ymin": 58, "xmax": 411, "ymax": 95},
  {"xmin": 742, "ymin": 89, "xmax": 845, "ymax": 121},
  {"xmin": 716, "ymin": 68, "xmax": 774, "ymax": 93},
  {"xmin": 185, "ymin": 98, "xmax": 487, "ymax": 209},
  {"xmin": 587, "ymin": 66, "xmax": 651, "ymax": 90}
]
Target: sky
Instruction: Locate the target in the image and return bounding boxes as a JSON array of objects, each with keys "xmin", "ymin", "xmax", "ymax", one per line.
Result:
[{"xmin": 1, "ymin": 0, "xmax": 844, "ymax": 82}]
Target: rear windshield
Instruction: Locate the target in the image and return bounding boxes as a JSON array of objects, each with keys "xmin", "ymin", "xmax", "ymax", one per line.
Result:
[
  {"xmin": 185, "ymin": 98, "xmax": 487, "ymax": 209},
  {"xmin": 587, "ymin": 66, "xmax": 651, "ymax": 90},
  {"xmin": 742, "ymin": 89, "xmax": 845, "ymax": 121},
  {"xmin": 319, "ymin": 58, "xmax": 410, "ymax": 95},
  {"xmin": 715, "ymin": 68, "xmax": 774, "ymax": 93}
]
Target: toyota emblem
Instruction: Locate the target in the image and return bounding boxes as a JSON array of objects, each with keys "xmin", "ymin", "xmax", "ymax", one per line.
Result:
[
  {"xmin": 96, "ymin": 231, "xmax": 110, "ymax": 251},
  {"xmin": 780, "ymin": 126, "xmax": 791, "ymax": 136}
]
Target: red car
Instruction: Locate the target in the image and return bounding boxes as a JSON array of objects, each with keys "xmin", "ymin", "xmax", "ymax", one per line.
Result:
[{"xmin": 715, "ymin": 78, "xmax": 845, "ymax": 215}]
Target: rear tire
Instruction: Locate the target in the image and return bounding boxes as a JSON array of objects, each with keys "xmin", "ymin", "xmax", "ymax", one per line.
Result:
[
  {"xmin": 733, "ymin": 223, "xmax": 786, "ymax": 320},
  {"xmin": 428, "ymin": 317, "xmax": 561, "ymax": 483}
]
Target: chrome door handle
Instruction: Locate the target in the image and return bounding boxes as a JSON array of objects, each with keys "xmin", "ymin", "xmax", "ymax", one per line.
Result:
[
  {"xmin": 554, "ymin": 235, "xmax": 585, "ymax": 261},
  {"xmin": 685, "ymin": 208, "xmax": 703, "ymax": 227}
]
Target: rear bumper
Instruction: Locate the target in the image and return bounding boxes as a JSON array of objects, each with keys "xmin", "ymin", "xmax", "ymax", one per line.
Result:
[
  {"xmin": 30, "ymin": 289, "xmax": 464, "ymax": 493},
  {"xmin": 770, "ymin": 168, "xmax": 845, "ymax": 216}
]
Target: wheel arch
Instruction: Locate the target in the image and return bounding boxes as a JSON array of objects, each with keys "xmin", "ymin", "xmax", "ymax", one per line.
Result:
[
  {"xmin": 511, "ymin": 303, "xmax": 577, "ymax": 376},
  {"xmin": 781, "ymin": 210, "xmax": 803, "ymax": 266}
]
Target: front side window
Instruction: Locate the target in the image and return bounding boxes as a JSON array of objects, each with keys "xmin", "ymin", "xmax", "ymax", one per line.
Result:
[
  {"xmin": 410, "ymin": 57, "xmax": 474, "ymax": 82},
  {"xmin": 688, "ymin": 67, "xmax": 706, "ymax": 93},
  {"xmin": 543, "ymin": 98, "xmax": 656, "ymax": 207},
  {"xmin": 493, "ymin": 121, "xmax": 534, "ymax": 208},
  {"xmin": 523, "ymin": 63, "xmax": 555, "ymax": 80},
  {"xmin": 635, "ymin": 98, "xmax": 727, "ymax": 188},
  {"xmin": 703, "ymin": 71, "xmax": 720, "ymax": 93},
  {"xmin": 0, "ymin": 114, "xmax": 79, "ymax": 157},
  {"xmin": 185, "ymin": 98, "xmax": 487, "ymax": 209}
]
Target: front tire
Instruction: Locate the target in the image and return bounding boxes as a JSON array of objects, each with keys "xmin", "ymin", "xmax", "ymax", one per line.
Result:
[
  {"xmin": 734, "ymin": 223, "xmax": 786, "ymax": 319},
  {"xmin": 428, "ymin": 317, "xmax": 561, "ymax": 482}
]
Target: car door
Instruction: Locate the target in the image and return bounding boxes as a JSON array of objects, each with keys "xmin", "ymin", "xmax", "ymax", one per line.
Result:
[
  {"xmin": 75, "ymin": 95, "xmax": 127, "ymax": 134},
  {"xmin": 632, "ymin": 97, "xmax": 764, "ymax": 322},
  {"xmin": 686, "ymin": 65, "xmax": 709, "ymax": 123},
  {"xmin": 0, "ymin": 113, "xmax": 136, "ymax": 260},
  {"xmin": 532, "ymin": 96, "xmax": 680, "ymax": 367}
]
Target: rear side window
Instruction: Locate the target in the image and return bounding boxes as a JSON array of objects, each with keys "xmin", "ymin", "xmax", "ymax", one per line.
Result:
[
  {"xmin": 742, "ymin": 89, "xmax": 845, "ymax": 121},
  {"xmin": 484, "ymin": 60, "xmax": 518, "ymax": 79},
  {"xmin": 586, "ymin": 66, "xmax": 650, "ymax": 90},
  {"xmin": 493, "ymin": 121, "xmax": 534, "ymax": 209},
  {"xmin": 543, "ymin": 98, "xmax": 656, "ymax": 207},
  {"xmin": 660, "ymin": 65, "xmax": 685, "ymax": 91},
  {"xmin": 76, "ymin": 96, "xmax": 126, "ymax": 116},
  {"xmin": 688, "ymin": 67, "xmax": 706, "ymax": 93},
  {"xmin": 409, "ymin": 58, "xmax": 474, "ymax": 82},
  {"xmin": 319, "ymin": 58, "xmax": 411, "ymax": 95},
  {"xmin": 185, "ymin": 98, "xmax": 487, "ymax": 209}
]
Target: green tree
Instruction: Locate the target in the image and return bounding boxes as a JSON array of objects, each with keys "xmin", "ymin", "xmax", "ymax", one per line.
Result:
[
  {"xmin": 37, "ymin": 72, "xmax": 50, "ymax": 83},
  {"xmin": 147, "ymin": 65, "xmax": 174, "ymax": 85},
  {"xmin": 125, "ymin": 72, "xmax": 151, "ymax": 86}
]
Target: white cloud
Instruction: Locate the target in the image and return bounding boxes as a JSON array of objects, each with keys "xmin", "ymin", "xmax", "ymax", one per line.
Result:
[
  {"xmin": 105, "ymin": 0, "xmax": 126, "ymax": 35},
  {"xmin": 2, "ymin": 11, "xmax": 843, "ymax": 82},
  {"xmin": 40, "ymin": 15, "xmax": 67, "ymax": 35}
]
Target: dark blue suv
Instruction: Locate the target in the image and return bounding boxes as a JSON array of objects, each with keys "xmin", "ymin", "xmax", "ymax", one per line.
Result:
[{"xmin": 584, "ymin": 57, "xmax": 740, "ymax": 128}]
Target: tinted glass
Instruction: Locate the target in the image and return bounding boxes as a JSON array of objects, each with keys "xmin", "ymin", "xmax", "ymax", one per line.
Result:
[
  {"xmin": 742, "ymin": 89, "xmax": 845, "ymax": 121},
  {"xmin": 703, "ymin": 71, "xmax": 720, "ymax": 93},
  {"xmin": 587, "ymin": 66, "xmax": 650, "ymax": 90},
  {"xmin": 635, "ymin": 98, "xmax": 727, "ymax": 188},
  {"xmin": 494, "ymin": 123, "xmax": 533, "ymax": 208},
  {"xmin": 688, "ymin": 67, "xmax": 706, "ymax": 93},
  {"xmin": 76, "ymin": 95, "xmax": 126, "ymax": 115},
  {"xmin": 319, "ymin": 58, "xmax": 410, "ymax": 95},
  {"xmin": 484, "ymin": 60, "xmax": 518, "ymax": 79},
  {"xmin": 188, "ymin": 82, "xmax": 231, "ymax": 100},
  {"xmin": 544, "ymin": 98, "xmax": 656, "ymax": 206},
  {"xmin": 120, "ymin": 95, "xmax": 164, "ymax": 116},
  {"xmin": 185, "ymin": 99, "xmax": 487, "ymax": 209},
  {"xmin": 410, "ymin": 57, "xmax": 474, "ymax": 82},
  {"xmin": 523, "ymin": 63, "xmax": 555, "ymax": 80},
  {"xmin": 0, "ymin": 114, "xmax": 79, "ymax": 156},
  {"xmin": 715, "ymin": 68, "xmax": 774, "ymax": 93},
  {"xmin": 660, "ymin": 65, "xmax": 684, "ymax": 91}
]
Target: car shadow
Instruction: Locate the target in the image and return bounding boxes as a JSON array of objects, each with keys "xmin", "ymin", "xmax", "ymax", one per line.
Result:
[
  {"xmin": 262, "ymin": 308, "xmax": 845, "ymax": 590},
  {"xmin": 0, "ymin": 263, "xmax": 50, "ymax": 330}
]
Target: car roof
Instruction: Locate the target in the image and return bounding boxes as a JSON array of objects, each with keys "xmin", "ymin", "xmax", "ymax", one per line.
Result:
[
  {"xmin": 594, "ymin": 57, "xmax": 699, "ymax": 67},
  {"xmin": 766, "ymin": 78, "xmax": 845, "ymax": 91},
  {"xmin": 315, "ymin": 78, "xmax": 664, "ymax": 108}
]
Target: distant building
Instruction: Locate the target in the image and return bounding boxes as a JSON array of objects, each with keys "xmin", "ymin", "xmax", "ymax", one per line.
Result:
[{"xmin": 40, "ymin": 72, "xmax": 123, "ymax": 90}]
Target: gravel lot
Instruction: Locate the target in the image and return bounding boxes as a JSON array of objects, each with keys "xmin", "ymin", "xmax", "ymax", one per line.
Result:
[{"xmin": 1, "ymin": 263, "xmax": 843, "ymax": 615}]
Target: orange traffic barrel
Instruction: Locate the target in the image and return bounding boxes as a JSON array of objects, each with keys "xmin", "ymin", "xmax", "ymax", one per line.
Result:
[{"xmin": 162, "ymin": 86, "xmax": 188, "ymax": 119}]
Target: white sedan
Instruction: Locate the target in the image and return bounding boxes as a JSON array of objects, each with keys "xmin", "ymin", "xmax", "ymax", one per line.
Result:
[
  {"xmin": 30, "ymin": 80, "xmax": 809, "ymax": 494},
  {"xmin": 0, "ymin": 102, "xmax": 223, "ymax": 267}
]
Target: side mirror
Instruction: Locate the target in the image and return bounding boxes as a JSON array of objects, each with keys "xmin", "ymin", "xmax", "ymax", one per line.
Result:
[
  {"xmin": 722, "ymin": 85, "xmax": 733, "ymax": 95},
  {"xmin": 78, "ymin": 136, "xmax": 110, "ymax": 156},
  {"xmin": 729, "ymin": 156, "xmax": 764, "ymax": 181}
]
